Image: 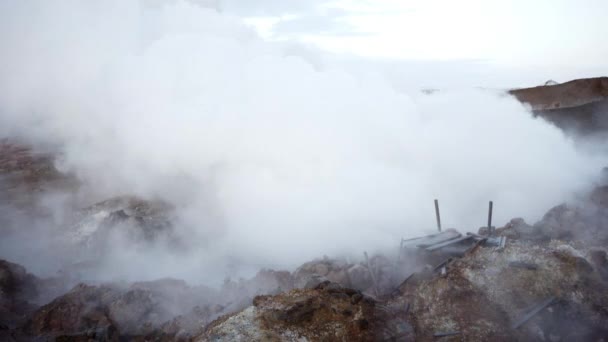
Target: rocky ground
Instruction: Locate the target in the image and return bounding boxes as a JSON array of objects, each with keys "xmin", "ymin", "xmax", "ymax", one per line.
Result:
[
  {"xmin": 1, "ymin": 78, "xmax": 608, "ymax": 341},
  {"xmin": 3, "ymin": 189, "xmax": 608, "ymax": 341}
]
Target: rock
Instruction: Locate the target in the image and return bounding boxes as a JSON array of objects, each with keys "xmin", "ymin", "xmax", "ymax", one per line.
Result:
[
  {"xmin": 160, "ymin": 305, "xmax": 217, "ymax": 340},
  {"xmin": 313, "ymin": 263, "xmax": 329, "ymax": 276},
  {"xmin": 591, "ymin": 185, "xmax": 608, "ymax": 206},
  {"xmin": 197, "ymin": 287, "xmax": 380, "ymax": 341},
  {"xmin": 330, "ymin": 258, "xmax": 348, "ymax": 269},
  {"xmin": 496, "ymin": 221, "xmax": 520, "ymax": 239},
  {"xmin": 24, "ymin": 284, "xmax": 118, "ymax": 336},
  {"xmin": 535, "ymin": 204, "xmax": 573, "ymax": 239},
  {"xmin": 351, "ymin": 293, "xmax": 363, "ymax": 304},
  {"xmin": 65, "ymin": 196, "xmax": 178, "ymax": 260},
  {"xmin": 347, "ymin": 264, "xmax": 372, "ymax": 291},
  {"xmin": 266, "ymin": 297, "xmax": 317, "ymax": 324},
  {"xmin": 223, "ymin": 269, "xmax": 294, "ymax": 298},
  {"xmin": 0, "ymin": 260, "xmax": 42, "ymax": 330},
  {"xmin": 22, "ymin": 279, "xmax": 215, "ymax": 340},
  {"xmin": 555, "ymin": 244, "xmax": 585, "ymax": 259},
  {"xmin": 326, "ymin": 269, "xmax": 349, "ymax": 285},
  {"xmin": 400, "ymin": 238, "xmax": 608, "ymax": 341},
  {"xmin": 528, "ymin": 188, "xmax": 608, "ymax": 244},
  {"xmin": 107, "ymin": 287, "xmax": 160, "ymax": 334},
  {"xmin": 478, "ymin": 226, "xmax": 490, "ymax": 235},
  {"xmin": 0, "ymin": 260, "xmax": 38, "ymax": 303},
  {"xmin": 589, "ymin": 249, "xmax": 608, "ymax": 267},
  {"xmin": 293, "ymin": 257, "xmax": 358, "ymax": 290},
  {"xmin": 303, "ymin": 275, "xmax": 329, "ymax": 289},
  {"xmin": 293, "ymin": 265, "xmax": 326, "ymax": 289},
  {"xmin": 588, "ymin": 249, "xmax": 608, "ymax": 280}
]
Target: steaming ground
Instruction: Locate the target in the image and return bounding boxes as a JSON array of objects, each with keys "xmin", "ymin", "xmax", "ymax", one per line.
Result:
[{"xmin": 0, "ymin": 0, "xmax": 604, "ymax": 284}]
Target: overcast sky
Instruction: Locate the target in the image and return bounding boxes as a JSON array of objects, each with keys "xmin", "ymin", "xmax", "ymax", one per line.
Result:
[{"xmin": 219, "ymin": 0, "xmax": 607, "ymax": 71}]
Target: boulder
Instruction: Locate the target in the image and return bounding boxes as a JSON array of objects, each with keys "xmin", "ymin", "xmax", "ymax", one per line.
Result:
[
  {"xmin": 347, "ymin": 264, "xmax": 373, "ymax": 291},
  {"xmin": 22, "ymin": 279, "xmax": 214, "ymax": 340},
  {"xmin": 0, "ymin": 260, "xmax": 40, "ymax": 330},
  {"xmin": 197, "ymin": 285, "xmax": 379, "ymax": 341}
]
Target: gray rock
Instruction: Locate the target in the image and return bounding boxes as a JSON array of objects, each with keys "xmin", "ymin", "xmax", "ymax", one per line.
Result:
[
  {"xmin": 326, "ymin": 269, "xmax": 349, "ymax": 286},
  {"xmin": 303, "ymin": 275, "xmax": 329, "ymax": 289},
  {"xmin": 347, "ymin": 264, "xmax": 372, "ymax": 291},
  {"xmin": 313, "ymin": 263, "xmax": 329, "ymax": 276}
]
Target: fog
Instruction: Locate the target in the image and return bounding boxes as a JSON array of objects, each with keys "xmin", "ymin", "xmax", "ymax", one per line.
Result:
[{"xmin": 0, "ymin": 0, "xmax": 604, "ymax": 284}]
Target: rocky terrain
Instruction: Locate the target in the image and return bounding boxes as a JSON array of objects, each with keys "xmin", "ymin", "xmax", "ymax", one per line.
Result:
[
  {"xmin": 3, "ymin": 187, "xmax": 608, "ymax": 341},
  {"xmin": 1, "ymin": 77, "xmax": 608, "ymax": 341}
]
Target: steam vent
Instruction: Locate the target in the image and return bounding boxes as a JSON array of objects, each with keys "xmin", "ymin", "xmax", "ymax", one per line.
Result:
[
  {"xmin": 1, "ymin": 1, "xmax": 608, "ymax": 341},
  {"xmin": 0, "ymin": 76, "xmax": 606, "ymax": 340}
]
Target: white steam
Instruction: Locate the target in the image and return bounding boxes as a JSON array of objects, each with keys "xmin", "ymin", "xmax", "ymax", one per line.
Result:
[{"xmin": 0, "ymin": 1, "xmax": 603, "ymax": 283}]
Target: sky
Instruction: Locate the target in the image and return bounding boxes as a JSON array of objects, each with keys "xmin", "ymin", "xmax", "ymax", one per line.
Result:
[{"xmin": 220, "ymin": 0, "xmax": 607, "ymax": 84}]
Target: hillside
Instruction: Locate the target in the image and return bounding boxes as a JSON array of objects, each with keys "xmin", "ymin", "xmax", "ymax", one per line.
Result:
[{"xmin": 510, "ymin": 77, "xmax": 608, "ymax": 134}]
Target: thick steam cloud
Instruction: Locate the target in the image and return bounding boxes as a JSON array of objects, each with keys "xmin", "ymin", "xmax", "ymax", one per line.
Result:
[{"xmin": 0, "ymin": 0, "xmax": 603, "ymax": 283}]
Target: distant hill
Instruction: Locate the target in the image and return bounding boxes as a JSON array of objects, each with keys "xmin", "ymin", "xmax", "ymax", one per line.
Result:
[{"xmin": 509, "ymin": 77, "xmax": 608, "ymax": 134}]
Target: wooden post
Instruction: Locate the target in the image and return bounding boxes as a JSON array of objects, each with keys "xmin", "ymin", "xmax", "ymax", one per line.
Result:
[{"xmin": 434, "ymin": 199, "xmax": 442, "ymax": 232}]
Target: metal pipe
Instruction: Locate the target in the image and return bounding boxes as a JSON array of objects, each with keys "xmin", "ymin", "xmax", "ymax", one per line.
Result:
[
  {"xmin": 488, "ymin": 201, "xmax": 493, "ymax": 235},
  {"xmin": 434, "ymin": 331, "xmax": 461, "ymax": 337},
  {"xmin": 512, "ymin": 297, "xmax": 556, "ymax": 329},
  {"xmin": 434, "ymin": 199, "xmax": 442, "ymax": 232}
]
